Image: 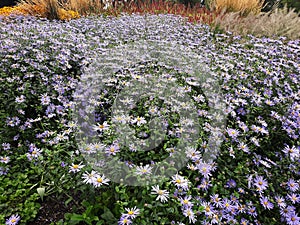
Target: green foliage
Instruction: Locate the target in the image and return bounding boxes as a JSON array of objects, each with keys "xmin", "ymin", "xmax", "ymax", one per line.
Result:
[
  {"xmin": 262, "ymin": 0, "xmax": 300, "ymax": 12},
  {"xmin": 280, "ymin": 0, "xmax": 300, "ymax": 12},
  {"xmin": 0, "ymin": 170, "xmax": 40, "ymax": 224}
]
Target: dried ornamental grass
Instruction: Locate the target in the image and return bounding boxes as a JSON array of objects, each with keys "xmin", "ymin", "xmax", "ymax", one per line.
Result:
[
  {"xmin": 210, "ymin": 0, "xmax": 264, "ymax": 15},
  {"xmin": 5, "ymin": 0, "xmax": 80, "ymax": 20},
  {"xmin": 62, "ymin": 0, "xmax": 105, "ymax": 16},
  {"xmin": 214, "ymin": 6, "xmax": 300, "ymax": 40},
  {"xmin": 0, "ymin": 6, "xmax": 28, "ymax": 16},
  {"xmin": 17, "ymin": 0, "xmax": 59, "ymax": 19},
  {"xmin": 17, "ymin": 0, "xmax": 114, "ymax": 18}
]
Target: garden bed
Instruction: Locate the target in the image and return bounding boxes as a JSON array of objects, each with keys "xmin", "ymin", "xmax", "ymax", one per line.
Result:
[{"xmin": 0, "ymin": 13, "xmax": 299, "ymax": 225}]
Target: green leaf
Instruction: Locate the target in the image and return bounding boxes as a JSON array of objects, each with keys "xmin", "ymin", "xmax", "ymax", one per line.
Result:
[
  {"xmin": 37, "ymin": 187, "xmax": 45, "ymax": 201},
  {"xmin": 70, "ymin": 214, "xmax": 85, "ymax": 221},
  {"xmin": 101, "ymin": 206, "xmax": 116, "ymax": 223}
]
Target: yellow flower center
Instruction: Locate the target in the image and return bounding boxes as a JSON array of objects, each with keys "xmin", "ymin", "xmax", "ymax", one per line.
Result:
[
  {"xmin": 73, "ymin": 165, "xmax": 79, "ymax": 169},
  {"xmin": 128, "ymin": 211, "xmax": 134, "ymax": 215},
  {"xmin": 158, "ymin": 190, "xmax": 164, "ymax": 195},
  {"xmin": 97, "ymin": 178, "xmax": 103, "ymax": 183}
]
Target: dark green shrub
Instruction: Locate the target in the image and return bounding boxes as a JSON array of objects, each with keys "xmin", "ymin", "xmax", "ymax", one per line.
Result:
[
  {"xmin": 280, "ymin": 0, "xmax": 300, "ymax": 12},
  {"xmin": 262, "ymin": 0, "xmax": 300, "ymax": 12}
]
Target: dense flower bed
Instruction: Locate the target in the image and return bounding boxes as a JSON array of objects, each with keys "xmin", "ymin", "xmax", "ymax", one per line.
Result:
[{"xmin": 0, "ymin": 14, "xmax": 299, "ymax": 225}]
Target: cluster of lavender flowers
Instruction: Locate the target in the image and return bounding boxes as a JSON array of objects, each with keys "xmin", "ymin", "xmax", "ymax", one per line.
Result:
[{"xmin": 0, "ymin": 13, "xmax": 299, "ymax": 225}]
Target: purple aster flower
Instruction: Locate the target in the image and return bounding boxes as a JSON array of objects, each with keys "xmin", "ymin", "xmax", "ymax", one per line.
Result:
[
  {"xmin": 260, "ymin": 196, "xmax": 274, "ymax": 210},
  {"xmin": 248, "ymin": 206, "xmax": 257, "ymax": 217},
  {"xmin": 2, "ymin": 143, "xmax": 11, "ymax": 150},
  {"xmin": 118, "ymin": 215, "xmax": 132, "ymax": 225},
  {"xmin": 287, "ymin": 179, "xmax": 299, "ymax": 192},
  {"xmin": 180, "ymin": 195, "xmax": 194, "ymax": 209},
  {"xmin": 210, "ymin": 194, "xmax": 222, "ymax": 208},
  {"xmin": 275, "ymin": 196, "xmax": 286, "ymax": 208},
  {"xmin": 287, "ymin": 193, "xmax": 300, "ymax": 204},
  {"xmin": 221, "ymin": 198, "xmax": 235, "ymax": 212},
  {"xmin": 6, "ymin": 214, "xmax": 20, "ymax": 225},
  {"xmin": 282, "ymin": 145, "xmax": 300, "ymax": 161},
  {"xmin": 226, "ymin": 128, "xmax": 240, "ymax": 139},
  {"xmin": 197, "ymin": 162, "xmax": 213, "ymax": 178},
  {"xmin": 201, "ymin": 201, "xmax": 214, "ymax": 216},
  {"xmin": 280, "ymin": 206, "xmax": 296, "ymax": 218},
  {"xmin": 225, "ymin": 179, "xmax": 237, "ymax": 188},
  {"xmin": 253, "ymin": 175, "xmax": 268, "ymax": 192},
  {"xmin": 286, "ymin": 212, "xmax": 300, "ymax": 225},
  {"xmin": 197, "ymin": 178, "xmax": 212, "ymax": 191},
  {"xmin": 241, "ymin": 218, "xmax": 249, "ymax": 225}
]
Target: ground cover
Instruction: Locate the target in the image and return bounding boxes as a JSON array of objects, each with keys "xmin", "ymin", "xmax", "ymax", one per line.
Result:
[{"xmin": 0, "ymin": 3, "xmax": 299, "ymax": 225}]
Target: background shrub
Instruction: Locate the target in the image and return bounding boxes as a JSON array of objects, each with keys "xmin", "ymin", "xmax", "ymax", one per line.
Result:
[{"xmin": 261, "ymin": 0, "xmax": 300, "ymax": 12}]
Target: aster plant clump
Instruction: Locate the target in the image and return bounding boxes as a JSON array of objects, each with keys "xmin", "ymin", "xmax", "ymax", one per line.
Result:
[{"xmin": 0, "ymin": 13, "xmax": 299, "ymax": 225}]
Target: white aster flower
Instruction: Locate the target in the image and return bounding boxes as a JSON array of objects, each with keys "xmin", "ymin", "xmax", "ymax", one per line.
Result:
[
  {"xmin": 92, "ymin": 174, "xmax": 110, "ymax": 187},
  {"xmin": 151, "ymin": 185, "xmax": 169, "ymax": 203}
]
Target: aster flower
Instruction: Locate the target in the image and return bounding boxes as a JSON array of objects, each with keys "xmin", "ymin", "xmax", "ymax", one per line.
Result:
[
  {"xmin": 287, "ymin": 193, "xmax": 300, "ymax": 204},
  {"xmin": 124, "ymin": 207, "xmax": 140, "ymax": 219},
  {"xmin": 179, "ymin": 195, "xmax": 194, "ymax": 209},
  {"xmin": 275, "ymin": 196, "xmax": 286, "ymax": 208},
  {"xmin": 105, "ymin": 144, "xmax": 120, "ymax": 156},
  {"xmin": 226, "ymin": 128, "xmax": 240, "ymax": 139},
  {"xmin": 92, "ymin": 174, "xmax": 110, "ymax": 188},
  {"xmin": 182, "ymin": 207, "xmax": 196, "ymax": 224},
  {"xmin": 198, "ymin": 178, "xmax": 212, "ymax": 191},
  {"xmin": 135, "ymin": 164, "xmax": 152, "ymax": 176},
  {"xmin": 210, "ymin": 194, "xmax": 222, "ymax": 208},
  {"xmin": 286, "ymin": 212, "xmax": 300, "ymax": 225},
  {"xmin": 82, "ymin": 170, "xmax": 98, "ymax": 184},
  {"xmin": 185, "ymin": 147, "xmax": 201, "ymax": 161},
  {"xmin": 93, "ymin": 121, "xmax": 110, "ymax": 132},
  {"xmin": 118, "ymin": 216, "xmax": 132, "ymax": 225},
  {"xmin": 69, "ymin": 163, "xmax": 85, "ymax": 173},
  {"xmin": 247, "ymin": 206, "xmax": 257, "ymax": 217},
  {"xmin": 131, "ymin": 116, "xmax": 147, "ymax": 126},
  {"xmin": 151, "ymin": 185, "xmax": 169, "ymax": 203},
  {"xmin": 238, "ymin": 188, "xmax": 245, "ymax": 194},
  {"xmin": 197, "ymin": 162, "xmax": 213, "ymax": 178},
  {"xmin": 26, "ymin": 147, "xmax": 43, "ymax": 161},
  {"xmin": 260, "ymin": 196, "xmax": 274, "ymax": 210},
  {"xmin": 225, "ymin": 179, "xmax": 236, "ymax": 188},
  {"xmin": 2, "ymin": 143, "xmax": 11, "ymax": 150},
  {"xmin": 253, "ymin": 175, "xmax": 268, "ymax": 193},
  {"xmin": 280, "ymin": 206, "xmax": 296, "ymax": 218},
  {"xmin": 287, "ymin": 179, "xmax": 299, "ymax": 192},
  {"xmin": 0, "ymin": 156, "xmax": 10, "ymax": 164},
  {"xmin": 237, "ymin": 142, "xmax": 250, "ymax": 153},
  {"xmin": 15, "ymin": 95, "xmax": 26, "ymax": 103},
  {"xmin": 6, "ymin": 214, "xmax": 20, "ymax": 225},
  {"xmin": 202, "ymin": 201, "xmax": 214, "ymax": 216},
  {"xmin": 221, "ymin": 198, "xmax": 235, "ymax": 212},
  {"xmin": 171, "ymin": 174, "xmax": 189, "ymax": 191},
  {"xmin": 112, "ymin": 115, "xmax": 127, "ymax": 124},
  {"xmin": 282, "ymin": 145, "xmax": 300, "ymax": 161}
]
